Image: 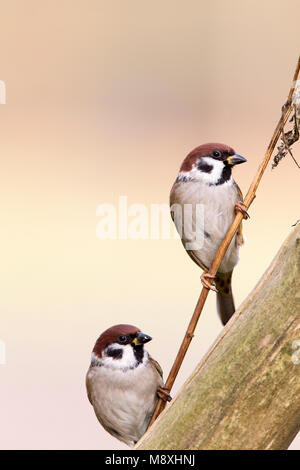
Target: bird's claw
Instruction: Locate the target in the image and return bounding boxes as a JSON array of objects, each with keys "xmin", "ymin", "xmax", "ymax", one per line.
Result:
[
  {"xmin": 235, "ymin": 202, "xmax": 250, "ymax": 220},
  {"xmin": 157, "ymin": 386, "xmax": 172, "ymax": 402},
  {"xmin": 201, "ymin": 272, "xmax": 218, "ymax": 292}
]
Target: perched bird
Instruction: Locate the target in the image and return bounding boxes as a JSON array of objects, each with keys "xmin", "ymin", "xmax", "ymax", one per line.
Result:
[
  {"xmin": 86, "ymin": 324, "xmax": 169, "ymax": 447},
  {"xmin": 170, "ymin": 143, "xmax": 248, "ymax": 325}
]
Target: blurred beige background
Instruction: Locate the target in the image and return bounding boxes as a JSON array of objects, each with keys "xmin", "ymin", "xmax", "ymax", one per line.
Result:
[{"xmin": 0, "ymin": 0, "xmax": 299, "ymax": 450}]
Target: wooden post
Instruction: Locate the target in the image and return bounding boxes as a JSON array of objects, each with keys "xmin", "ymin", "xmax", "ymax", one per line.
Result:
[{"xmin": 137, "ymin": 226, "xmax": 300, "ymax": 450}]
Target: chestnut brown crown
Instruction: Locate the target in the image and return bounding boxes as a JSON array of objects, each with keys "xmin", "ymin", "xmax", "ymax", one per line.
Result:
[
  {"xmin": 180, "ymin": 143, "xmax": 235, "ymax": 172},
  {"xmin": 93, "ymin": 324, "xmax": 141, "ymax": 358}
]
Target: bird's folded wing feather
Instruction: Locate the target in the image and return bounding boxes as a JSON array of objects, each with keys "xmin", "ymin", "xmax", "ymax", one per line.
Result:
[
  {"xmin": 86, "ymin": 371, "xmax": 93, "ymax": 405},
  {"xmin": 234, "ymin": 182, "xmax": 245, "ymax": 246},
  {"xmin": 149, "ymin": 356, "xmax": 163, "ymax": 379}
]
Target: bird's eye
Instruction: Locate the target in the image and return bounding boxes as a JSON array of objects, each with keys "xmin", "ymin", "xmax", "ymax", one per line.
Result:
[
  {"xmin": 118, "ymin": 335, "xmax": 127, "ymax": 343},
  {"xmin": 213, "ymin": 150, "xmax": 221, "ymax": 158}
]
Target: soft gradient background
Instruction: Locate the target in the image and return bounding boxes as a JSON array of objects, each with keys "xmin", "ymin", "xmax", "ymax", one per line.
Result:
[{"xmin": 0, "ymin": 0, "xmax": 299, "ymax": 450}]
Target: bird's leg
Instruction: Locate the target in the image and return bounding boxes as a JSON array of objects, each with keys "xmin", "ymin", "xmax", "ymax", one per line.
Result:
[
  {"xmin": 235, "ymin": 201, "xmax": 250, "ymax": 220},
  {"xmin": 201, "ymin": 272, "xmax": 218, "ymax": 292},
  {"xmin": 157, "ymin": 386, "xmax": 172, "ymax": 402}
]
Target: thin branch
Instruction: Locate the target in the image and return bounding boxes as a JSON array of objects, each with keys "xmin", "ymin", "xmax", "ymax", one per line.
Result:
[{"xmin": 148, "ymin": 55, "xmax": 300, "ymax": 427}]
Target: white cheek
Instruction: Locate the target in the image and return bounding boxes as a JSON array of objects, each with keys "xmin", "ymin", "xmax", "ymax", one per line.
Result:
[
  {"xmin": 177, "ymin": 158, "xmax": 229, "ymax": 185},
  {"xmin": 199, "ymin": 157, "xmax": 226, "ymax": 184},
  {"xmin": 102, "ymin": 344, "xmax": 137, "ymax": 370}
]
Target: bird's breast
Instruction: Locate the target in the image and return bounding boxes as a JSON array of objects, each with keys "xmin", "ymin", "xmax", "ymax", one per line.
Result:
[
  {"xmin": 86, "ymin": 359, "xmax": 163, "ymax": 445},
  {"xmin": 170, "ymin": 180, "xmax": 240, "ymax": 272}
]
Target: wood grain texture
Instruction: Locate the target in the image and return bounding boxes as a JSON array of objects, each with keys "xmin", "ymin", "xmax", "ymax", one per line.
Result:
[{"xmin": 137, "ymin": 226, "xmax": 300, "ymax": 450}]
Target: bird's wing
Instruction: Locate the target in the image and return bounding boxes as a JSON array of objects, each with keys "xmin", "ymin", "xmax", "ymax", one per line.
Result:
[
  {"xmin": 85, "ymin": 370, "xmax": 94, "ymax": 405},
  {"xmin": 149, "ymin": 356, "xmax": 163, "ymax": 379},
  {"xmin": 170, "ymin": 183, "xmax": 208, "ymax": 271},
  {"xmin": 234, "ymin": 182, "xmax": 245, "ymax": 246},
  {"xmin": 234, "ymin": 181, "xmax": 243, "ymax": 202},
  {"xmin": 186, "ymin": 248, "xmax": 208, "ymax": 271}
]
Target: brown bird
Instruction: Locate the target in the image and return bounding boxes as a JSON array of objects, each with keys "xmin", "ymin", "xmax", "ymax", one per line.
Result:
[
  {"xmin": 170, "ymin": 143, "xmax": 248, "ymax": 325},
  {"xmin": 86, "ymin": 324, "xmax": 170, "ymax": 446}
]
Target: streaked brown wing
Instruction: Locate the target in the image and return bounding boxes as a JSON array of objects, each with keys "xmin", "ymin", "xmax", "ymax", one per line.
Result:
[
  {"xmin": 234, "ymin": 181, "xmax": 243, "ymax": 202},
  {"xmin": 86, "ymin": 370, "xmax": 93, "ymax": 405},
  {"xmin": 234, "ymin": 181, "xmax": 244, "ymax": 246},
  {"xmin": 149, "ymin": 356, "xmax": 163, "ymax": 379}
]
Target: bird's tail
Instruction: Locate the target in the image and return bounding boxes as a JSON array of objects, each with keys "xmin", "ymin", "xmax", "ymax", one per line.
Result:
[{"xmin": 215, "ymin": 271, "xmax": 235, "ymax": 326}]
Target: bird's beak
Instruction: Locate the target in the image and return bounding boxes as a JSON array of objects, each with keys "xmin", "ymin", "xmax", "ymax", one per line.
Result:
[
  {"xmin": 225, "ymin": 154, "xmax": 247, "ymax": 166},
  {"xmin": 132, "ymin": 332, "xmax": 152, "ymax": 346}
]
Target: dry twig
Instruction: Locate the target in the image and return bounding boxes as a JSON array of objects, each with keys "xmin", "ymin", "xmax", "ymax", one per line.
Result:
[
  {"xmin": 272, "ymin": 103, "xmax": 300, "ymax": 169},
  {"xmin": 148, "ymin": 55, "xmax": 300, "ymax": 428}
]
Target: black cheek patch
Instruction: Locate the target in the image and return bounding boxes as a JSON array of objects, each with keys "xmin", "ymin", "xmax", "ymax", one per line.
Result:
[
  {"xmin": 106, "ymin": 347, "xmax": 123, "ymax": 359},
  {"xmin": 197, "ymin": 161, "xmax": 213, "ymax": 173}
]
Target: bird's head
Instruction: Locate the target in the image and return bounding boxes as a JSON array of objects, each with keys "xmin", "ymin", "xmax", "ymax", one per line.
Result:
[
  {"xmin": 92, "ymin": 324, "xmax": 152, "ymax": 370},
  {"xmin": 177, "ymin": 143, "xmax": 247, "ymax": 185}
]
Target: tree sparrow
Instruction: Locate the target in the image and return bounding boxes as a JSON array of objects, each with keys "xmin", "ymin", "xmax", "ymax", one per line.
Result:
[
  {"xmin": 86, "ymin": 324, "xmax": 169, "ymax": 447},
  {"xmin": 170, "ymin": 143, "xmax": 248, "ymax": 325}
]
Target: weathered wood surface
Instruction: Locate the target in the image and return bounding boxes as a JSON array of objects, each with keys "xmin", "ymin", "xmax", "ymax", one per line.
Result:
[{"xmin": 137, "ymin": 226, "xmax": 300, "ymax": 450}]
